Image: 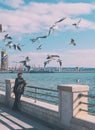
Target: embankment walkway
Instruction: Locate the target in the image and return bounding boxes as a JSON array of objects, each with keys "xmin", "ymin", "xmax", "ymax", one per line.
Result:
[{"xmin": 0, "ymin": 104, "xmax": 62, "ymax": 130}]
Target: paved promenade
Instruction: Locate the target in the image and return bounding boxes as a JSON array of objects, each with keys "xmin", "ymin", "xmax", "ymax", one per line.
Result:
[{"xmin": 0, "ymin": 105, "xmax": 62, "ymax": 130}]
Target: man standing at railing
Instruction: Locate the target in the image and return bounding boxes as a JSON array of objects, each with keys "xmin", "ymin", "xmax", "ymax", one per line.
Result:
[{"xmin": 12, "ymin": 72, "xmax": 26, "ymax": 111}]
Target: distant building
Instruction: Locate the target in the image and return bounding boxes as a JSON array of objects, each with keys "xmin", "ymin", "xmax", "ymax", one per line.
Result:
[
  {"xmin": 0, "ymin": 24, "xmax": 2, "ymax": 32},
  {"xmin": 1, "ymin": 50, "xmax": 8, "ymax": 70}
]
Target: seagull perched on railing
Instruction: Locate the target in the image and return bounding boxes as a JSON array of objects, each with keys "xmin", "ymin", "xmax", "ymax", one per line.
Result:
[{"xmin": 72, "ymin": 19, "xmax": 81, "ymax": 29}]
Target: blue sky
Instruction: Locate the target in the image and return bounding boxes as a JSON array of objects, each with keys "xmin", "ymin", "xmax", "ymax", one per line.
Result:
[{"xmin": 0, "ymin": 0, "xmax": 95, "ymax": 68}]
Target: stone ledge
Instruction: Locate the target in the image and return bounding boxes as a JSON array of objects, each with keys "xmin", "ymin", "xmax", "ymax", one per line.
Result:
[
  {"xmin": 71, "ymin": 113, "xmax": 95, "ymax": 130},
  {"xmin": 21, "ymin": 95, "xmax": 58, "ymax": 112},
  {"xmin": 58, "ymin": 84, "xmax": 89, "ymax": 92}
]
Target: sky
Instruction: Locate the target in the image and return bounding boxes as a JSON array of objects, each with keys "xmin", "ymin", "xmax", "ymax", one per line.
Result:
[{"xmin": 0, "ymin": 0, "xmax": 95, "ymax": 68}]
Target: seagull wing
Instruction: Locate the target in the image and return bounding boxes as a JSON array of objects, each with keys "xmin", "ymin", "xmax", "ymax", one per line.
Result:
[
  {"xmin": 38, "ymin": 35, "xmax": 48, "ymax": 39},
  {"xmin": 37, "ymin": 44, "xmax": 42, "ymax": 50},
  {"xmin": 17, "ymin": 45, "xmax": 21, "ymax": 51},
  {"xmin": 48, "ymin": 24, "xmax": 56, "ymax": 36},
  {"xmin": 7, "ymin": 36, "xmax": 12, "ymax": 40},
  {"xmin": 46, "ymin": 55, "xmax": 51, "ymax": 59},
  {"xmin": 44, "ymin": 60, "xmax": 51, "ymax": 67},
  {"xmin": 57, "ymin": 59, "xmax": 62, "ymax": 66},
  {"xmin": 5, "ymin": 41, "xmax": 12, "ymax": 46},
  {"xmin": 5, "ymin": 34, "xmax": 9, "ymax": 38},
  {"xmin": 51, "ymin": 55, "xmax": 60, "ymax": 58},
  {"xmin": 13, "ymin": 44, "xmax": 16, "ymax": 50},
  {"xmin": 77, "ymin": 19, "xmax": 81, "ymax": 24},
  {"xmin": 55, "ymin": 17, "xmax": 66, "ymax": 24}
]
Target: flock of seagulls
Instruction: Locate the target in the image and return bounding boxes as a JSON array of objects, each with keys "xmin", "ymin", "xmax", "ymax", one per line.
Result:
[
  {"xmin": 4, "ymin": 34, "xmax": 22, "ymax": 51},
  {"xmin": 44, "ymin": 54, "xmax": 62, "ymax": 67},
  {"xmin": 30, "ymin": 18, "xmax": 81, "ymax": 50},
  {"xmin": 0, "ymin": 25, "xmax": 22, "ymax": 51},
  {"xmin": 30, "ymin": 17, "xmax": 66, "ymax": 43},
  {"xmin": 0, "ymin": 17, "xmax": 82, "ymax": 68},
  {"xmin": 0, "ymin": 18, "xmax": 81, "ymax": 52}
]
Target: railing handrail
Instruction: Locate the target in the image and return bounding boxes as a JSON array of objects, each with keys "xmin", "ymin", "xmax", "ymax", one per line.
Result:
[
  {"xmin": 80, "ymin": 94, "xmax": 95, "ymax": 99},
  {"xmin": 24, "ymin": 85, "xmax": 58, "ymax": 105},
  {"xmin": 80, "ymin": 101, "xmax": 95, "ymax": 107},
  {"xmin": 27, "ymin": 85, "xmax": 58, "ymax": 92},
  {"xmin": 26, "ymin": 90, "xmax": 58, "ymax": 98},
  {"xmin": 79, "ymin": 94, "xmax": 95, "ymax": 115}
]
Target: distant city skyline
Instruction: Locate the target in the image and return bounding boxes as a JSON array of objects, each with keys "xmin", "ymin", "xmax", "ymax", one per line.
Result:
[{"xmin": 0, "ymin": 0, "xmax": 95, "ymax": 68}]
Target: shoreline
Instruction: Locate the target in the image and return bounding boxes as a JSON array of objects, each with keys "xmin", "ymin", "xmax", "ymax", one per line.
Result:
[{"xmin": 0, "ymin": 70, "xmax": 95, "ymax": 73}]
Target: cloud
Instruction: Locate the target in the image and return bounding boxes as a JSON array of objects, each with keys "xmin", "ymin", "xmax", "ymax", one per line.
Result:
[
  {"xmin": 0, "ymin": 2, "xmax": 95, "ymax": 34},
  {"xmin": 60, "ymin": 49, "xmax": 95, "ymax": 67},
  {"xmin": 0, "ymin": 0, "xmax": 24, "ymax": 8}
]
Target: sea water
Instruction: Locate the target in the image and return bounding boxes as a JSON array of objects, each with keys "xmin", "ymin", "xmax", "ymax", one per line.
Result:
[
  {"xmin": 1, "ymin": 72, "xmax": 95, "ymax": 98},
  {"xmin": 1, "ymin": 72, "xmax": 95, "ymax": 111},
  {"xmin": 1, "ymin": 72, "xmax": 95, "ymax": 93}
]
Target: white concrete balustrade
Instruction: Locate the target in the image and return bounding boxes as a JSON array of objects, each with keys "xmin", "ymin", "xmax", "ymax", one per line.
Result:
[{"xmin": 0, "ymin": 79, "xmax": 95, "ymax": 130}]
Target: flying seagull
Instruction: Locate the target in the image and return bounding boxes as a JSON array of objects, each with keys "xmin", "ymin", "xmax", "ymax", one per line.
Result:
[
  {"xmin": 69, "ymin": 38, "xmax": 76, "ymax": 46},
  {"xmin": 13, "ymin": 44, "xmax": 21, "ymax": 51},
  {"xmin": 48, "ymin": 24, "xmax": 57, "ymax": 36},
  {"xmin": 30, "ymin": 35, "xmax": 48, "ymax": 43},
  {"xmin": 44, "ymin": 60, "xmax": 51, "ymax": 67},
  {"xmin": 20, "ymin": 57, "xmax": 31, "ymax": 72},
  {"xmin": 36, "ymin": 44, "xmax": 42, "ymax": 50},
  {"xmin": 30, "ymin": 17, "xmax": 66, "ymax": 43},
  {"xmin": 4, "ymin": 34, "xmax": 12, "ymax": 41},
  {"xmin": 72, "ymin": 19, "xmax": 81, "ymax": 29},
  {"xmin": 55, "ymin": 17, "xmax": 66, "ymax": 24},
  {"xmin": 5, "ymin": 41, "xmax": 21, "ymax": 51},
  {"xmin": 57, "ymin": 59, "xmax": 62, "ymax": 67},
  {"xmin": 48, "ymin": 17, "xmax": 66, "ymax": 36},
  {"xmin": 5, "ymin": 41, "xmax": 13, "ymax": 48},
  {"xmin": 46, "ymin": 54, "xmax": 60, "ymax": 59},
  {"xmin": 25, "ymin": 56, "xmax": 31, "ymax": 62}
]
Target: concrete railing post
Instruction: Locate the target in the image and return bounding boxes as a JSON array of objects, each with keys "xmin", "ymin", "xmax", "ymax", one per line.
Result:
[
  {"xmin": 57, "ymin": 84, "xmax": 89, "ymax": 127},
  {"xmin": 5, "ymin": 79, "xmax": 15, "ymax": 106}
]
